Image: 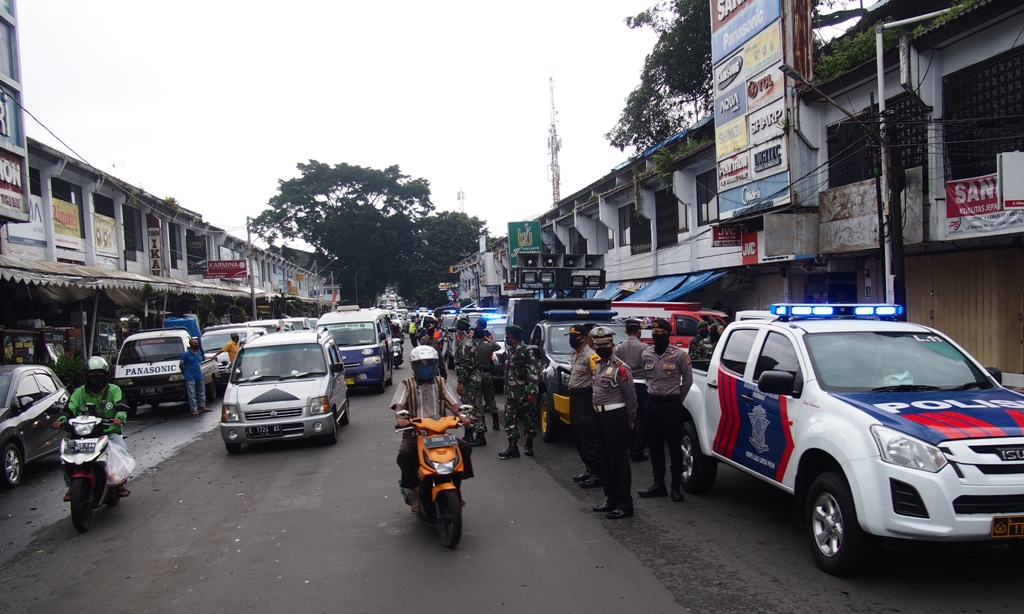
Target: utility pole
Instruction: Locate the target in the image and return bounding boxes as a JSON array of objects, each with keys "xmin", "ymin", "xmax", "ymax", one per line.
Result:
[
  {"xmin": 548, "ymin": 76, "xmax": 561, "ymax": 207},
  {"xmin": 247, "ymin": 217, "xmax": 257, "ymax": 321}
]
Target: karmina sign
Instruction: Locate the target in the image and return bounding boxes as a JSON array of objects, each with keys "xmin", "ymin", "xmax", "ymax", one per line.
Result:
[{"xmin": 204, "ymin": 259, "xmax": 248, "ymax": 279}]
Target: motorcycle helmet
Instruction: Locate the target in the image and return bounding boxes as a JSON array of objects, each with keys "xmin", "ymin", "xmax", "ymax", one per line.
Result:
[
  {"xmin": 83, "ymin": 355, "xmax": 110, "ymax": 394},
  {"xmin": 410, "ymin": 345, "xmax": 439, "ymax": 380}
]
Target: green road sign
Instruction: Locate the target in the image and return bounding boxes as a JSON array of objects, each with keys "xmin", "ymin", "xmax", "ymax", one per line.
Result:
[{"xmin": 508, "ymin": 221, "xmax": 541, "ymax": 268}]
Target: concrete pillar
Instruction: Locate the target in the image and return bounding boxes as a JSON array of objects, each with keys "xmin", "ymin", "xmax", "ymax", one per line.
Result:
[
  {"xmin": 40, "ymin": 166, "xmax": 56, "ymax": 262},
  {"xmin": 81, "ymin": 184, "xmax": 95, "ymax": 267}
]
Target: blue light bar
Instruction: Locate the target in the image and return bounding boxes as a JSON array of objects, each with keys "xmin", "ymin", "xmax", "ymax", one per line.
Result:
[{"xmin": 768, "ymin": 304, "xmax": 904, "ymax": 320}]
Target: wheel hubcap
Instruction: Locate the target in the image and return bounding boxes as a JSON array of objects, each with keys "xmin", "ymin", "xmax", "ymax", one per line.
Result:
[
  {"xmin": 680, "ymin": 435, "xmax": 694, "ymax": 481},
  {"xmin": 540, "ymin": 400, "xmax": 548, "ymax": 432},
  {"xmin": 5, "ymin": 449, "xmax": 20, "ymax": 484},
  {"xmin": 812, "ymin": 492, "xmax": 844, "ymax": 557}
]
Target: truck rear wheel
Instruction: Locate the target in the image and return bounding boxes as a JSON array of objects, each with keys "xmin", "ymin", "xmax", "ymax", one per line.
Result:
[
  {"xmin": 805, "ymin": 471, "xmax": 877, "ymax": 576},
  {"xmin": 680, "ymin": 420, "xmax": 717, "ymax": 493},
  {"xmin": 540, "ymin": 395, "xmax": 562, "ymax": 443}
]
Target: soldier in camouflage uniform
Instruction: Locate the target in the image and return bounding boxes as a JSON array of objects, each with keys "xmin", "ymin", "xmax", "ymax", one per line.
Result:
[
  {"xmin": 454, "ymin": 318, "xmax": 487, "ymax": 446},
  {"xmin": 475, "ymin": 325, "xmax": 502, "ymax": 431},
  {"xmin": 498, "ymin": 324, "xmax": 540, "ymax": 459},
  {"xmin": 687, "ymin": 320, "xmax": 714, "ymax": 362}
]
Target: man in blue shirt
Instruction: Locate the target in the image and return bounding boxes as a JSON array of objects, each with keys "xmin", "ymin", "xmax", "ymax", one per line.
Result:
[{"xmin": 179, "ymin": 337, "xmax": 209, "ymax": 415}]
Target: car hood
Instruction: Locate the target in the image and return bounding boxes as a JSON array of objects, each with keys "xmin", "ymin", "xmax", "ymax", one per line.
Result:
[
  {"xmin": 227, "ymin": 378, "xmax": 325, "ymax": 408},
  {"xmin": 830, "ymin": 389, "xmax": 1024, "ymax": 445}
]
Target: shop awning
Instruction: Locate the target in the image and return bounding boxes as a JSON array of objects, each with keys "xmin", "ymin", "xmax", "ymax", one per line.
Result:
[
  {"xmin": 0, "ymin": 255, "xmax": 252, "ymax": 299},
  {"xmin": 623, "ymin": 274, "xmax": 690, "ymax": 302},
  {"xmin": 593, "ymin": 282, "xmax": 621, "ymax": 299},
  {"xmin": 657, "ymin": 271, "xmax": 727, "ymax": 302}
]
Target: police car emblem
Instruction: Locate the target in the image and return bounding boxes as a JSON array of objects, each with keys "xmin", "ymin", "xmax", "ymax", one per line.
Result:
[{"xmin": 748, "ymin": 405, "xmax": 770, "ymax": 453}]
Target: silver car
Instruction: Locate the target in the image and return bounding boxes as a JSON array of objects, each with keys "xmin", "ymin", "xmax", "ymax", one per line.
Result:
[{"xmin": 220, "ymin": 330, "xmax": 349, "ymax": 453}]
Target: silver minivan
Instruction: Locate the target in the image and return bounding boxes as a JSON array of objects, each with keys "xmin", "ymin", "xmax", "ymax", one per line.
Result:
[{"xmin": 220, "ymin": 329, "xmax": 349, "ymax": 453}]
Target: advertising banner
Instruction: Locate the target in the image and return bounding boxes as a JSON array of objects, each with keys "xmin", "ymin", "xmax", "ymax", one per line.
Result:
[
  {"xmin": 745, "ymin": 62, "xmax": 784, "ymax": 112},
  {"xmin": 945, "ymin": 174, "xmax": 998, "ymax": 219},
  {"xmin": 743, "ymin": 21, "xmax": 782, "ymax": 78},
  {"xmin": 508, "ymin": 220, "xmax": 542, "ymax": 268},
  {"xmin": 714, "ymin": 82, "xmax": 747, "ymax": 128},
  {"xmin": 6, "ymin": 194, "xmax": 45, "ymax": 247},
  {"xmin": 711, "ymin": 0, "xmax": 780, "ymax": 64},
  {"xmin": 716, "ymin": 116, "xmax": 747, "ymax": 160},
  {"xmin": 741, "ymin": 231, "xmax": 759, "ymax": 265},
  {"xmin": 712, "ymin": 225, "xmax": 743, "ymax": 247},
  {"xmin": 0, "ymin": 147, "xmax": 26, "ymax": 223},
  {"xmin": 719, "ymin": 171, "xmax": 791, "ymax": 219},
  {"xmin": 204, "ymin": 259, "xmax": 248, "ymax": 279},
  {"xmin": 714, "ymin": 51, "xmax": 745, "ymax": 97},
  {"xmin": 93, "ymin": 213, "xmax": 118, "ymax": 257},
  {"xmin": 750, "ymin": 137, "xmax": 787, "ymax": 180},
  {"xmin": 148, "ymin": 226, "xmax": 163, "ymax": 277},
  {"xmin": 718, "ymin": 151, "xmax": 751, "ymax": 192},
  {"xmin": 52, "ymin": 197, "xmax": 84, "ymax": 251},
  {"xmin": 998, "ymin": 151, "xmax": 1024, "ymax": 208},
  {"xmin": 186, "ymin": 235, "xmax": 208, "ymax": 273},
  {"xmin": 747, "ymin": 97, "xmax": 785, "ymax": 146}
]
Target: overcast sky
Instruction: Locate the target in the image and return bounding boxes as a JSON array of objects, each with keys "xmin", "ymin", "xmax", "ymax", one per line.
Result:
[{"xmin": 18, "ymin": 1, "xmax": 660, "ymax": 244}]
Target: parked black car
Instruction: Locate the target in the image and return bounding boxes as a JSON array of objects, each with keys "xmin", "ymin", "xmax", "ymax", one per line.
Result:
[{"xmin": 1, "ymin": 365, "xmax": 69, "ymax": 487}]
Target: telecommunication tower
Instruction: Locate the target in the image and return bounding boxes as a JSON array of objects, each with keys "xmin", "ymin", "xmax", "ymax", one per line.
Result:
[
  {"xmin": 457, "ymin": 189, "xmax": 465, "ymax": 213},
  {"xmin": 547, "ymin": 77, "xmax": 561, "ymax": 207}
]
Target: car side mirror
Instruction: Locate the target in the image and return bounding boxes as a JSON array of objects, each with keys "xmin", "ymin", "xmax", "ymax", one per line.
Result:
[
  {"xmin": 330, "ymin": 363, "xmax": 345, "ymax": 374},
  {"xmin": 757, "ymin": 370, "xmax": 796, "ymax": 397},
  {"xmin": 17, "ymin": 395, "xmax": 35, "ymax": 411},
  {"xmin": 379, "ymin": 332, "xmax": 387, "ymax": 341},
  {"xmin": 986, "ymin": 367, "xmax": 1003, "ymax": 385}
]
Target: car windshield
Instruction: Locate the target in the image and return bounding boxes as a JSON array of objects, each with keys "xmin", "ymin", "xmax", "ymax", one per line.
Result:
[
  {"xmin": 803, "ymin": 332, "xmax": 993, "ymax": 392},
  {"xmin": 546, "ymin": 323, "xmax": 627, "ymax": 356},
  {"xmin": 118, "ymin": 337, "xmax": 185, "ymax": 365},
  {"xmin": 203, "ymin": 332, "xmax": 242, "ymax": 354},
  {"xmin": 231, "ymin": 343, "xmax": 326, "ymax": 383},
  {"xmin": 320, "ymin": 322, "xmax": 377, "ymax": 347},
  {"xmin": 486, "ymin": 322, "xmax": 506, "ymax": 342},
  {"xmin": 251, "ymin": 323, "xmax": 278, "ymax": 334},
  {"xmin": 441, "ymin": 315, "xmax": 457, "ymax": 329}
]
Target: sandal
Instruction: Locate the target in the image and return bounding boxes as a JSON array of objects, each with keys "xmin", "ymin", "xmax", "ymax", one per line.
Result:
[
  {"xmin": 63, "ymin": 489, "xmax": 71, "ymax": 502},
  {"xmin": 115, "ymin": 485, "xmax": 131, "ymax": 497},
  {"xmin": 461, "ymin": 499, "xmax": 466, "ymax": 508},
  {"xmin": 411, "ymin": 504, "xmax": 420, "ymax": 515}
]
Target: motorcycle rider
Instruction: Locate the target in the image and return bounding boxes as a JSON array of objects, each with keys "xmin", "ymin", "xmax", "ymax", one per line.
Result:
[
  {"xmin": 53, "ymin": 356, "xmax": 132, "ymax": 501},
  {"xmin": 392, "ymin": 345, "xmax": 474, "ymax": 514}
]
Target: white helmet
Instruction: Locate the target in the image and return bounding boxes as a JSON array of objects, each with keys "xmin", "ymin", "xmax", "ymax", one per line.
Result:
[{"xmin": 409, "ymin": 345, "xmax": 439, "ymax": 363}]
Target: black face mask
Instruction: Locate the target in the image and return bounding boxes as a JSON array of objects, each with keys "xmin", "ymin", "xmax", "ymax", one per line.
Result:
[
  {"xmin": 86, "ymin": 374, "xmax": 106, "ymax": 394},
  {"xmin": 595, "ymin": 347, "xmax": 613, "ymax": 359},
  {"xmin": 653, "ymin": 335, "xmax": 670, "ymax": 354},
  {"xmin": 473, "ymin": 329, "xmax": 486, "ymax": 339},
  {"xmin": 569, "ymin": 337, "xmax": 583, "ymax": 350}
]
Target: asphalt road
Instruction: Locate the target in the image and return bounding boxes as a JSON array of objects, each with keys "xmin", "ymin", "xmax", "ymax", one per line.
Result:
[{"xmin": 2, "ymin": 381, "xmax": 1023, "ymax": 613}]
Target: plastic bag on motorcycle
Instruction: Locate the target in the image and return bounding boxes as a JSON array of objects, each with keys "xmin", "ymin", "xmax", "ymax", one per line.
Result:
[{"xmin": 104, "ymin": 442, "xmax": 136, "ymax": 485}]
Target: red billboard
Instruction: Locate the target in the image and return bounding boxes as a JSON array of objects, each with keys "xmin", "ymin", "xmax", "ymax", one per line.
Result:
[
  {"xmin": 946, "ymin": 173, "xmax": 999, "ymax": 219},
  {"xmin": 713, "ymin": 225, "xmax": 743, "ymax": 247},
  {"xmin": 204, "ymin": 259, "xmax": 247, "ymax": 279}
]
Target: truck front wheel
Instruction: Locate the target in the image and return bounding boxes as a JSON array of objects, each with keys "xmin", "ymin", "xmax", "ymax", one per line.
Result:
[
  {"xmin": 540, "ymin": 395, "xmax": 562, "ymax": 443},
  {"xmin": 680, "ymin": 420, "xmax": 717, "ymax": 493},
  {"xmin": 805, "ymin": 471, "xmax": 876, "ymax": 576}
]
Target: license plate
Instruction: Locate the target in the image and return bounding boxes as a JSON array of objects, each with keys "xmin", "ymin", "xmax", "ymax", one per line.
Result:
[
  {"xmin": 143, "ymin": 388, "xmax": 156, "ymax": 395},
  {"xmin": 245, "ymin": 425, "xmax": 283, "ymax": 439},
  {"xmin": 991, "ymin": 516, "xmax": 1024, "ymax": 538},
  {"xmin": 423, "ymin": 435, "xmax": 458, "ymax": 449},
  {"xmin": 345, "ymin": 377, "xmax": 355, "ymax": 385}
]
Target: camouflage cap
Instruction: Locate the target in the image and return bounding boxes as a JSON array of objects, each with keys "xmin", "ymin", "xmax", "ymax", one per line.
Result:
[
  {"xmin": 696, "ymin": 320, "xmax": 710, "ymax": 329},
  {"xmin": 506, "ymin": 324, "xmax": 524, "ymax": 340},
  {"xmin": 455, "ymin": 318, "xmax": 472, "ymax": 331}
]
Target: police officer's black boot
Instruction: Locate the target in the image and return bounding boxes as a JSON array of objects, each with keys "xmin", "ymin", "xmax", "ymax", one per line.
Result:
[
  {"xmin": 670, "ymin": 476, "xmax": 685, "ymax": 502},
  {"xmin": 524, "ymin": 437, "xmax": 534, "ymax": 457},
  {"xmin": 638, "ymin": 481, "xmax": 668, "ymax": 498},
  {"xmin": 498, "ymin": 439, "xmax": 520, "ymax": 459}
]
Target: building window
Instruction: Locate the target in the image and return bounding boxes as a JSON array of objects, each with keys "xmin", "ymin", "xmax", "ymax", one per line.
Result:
[
  {"xmin": 826, "ymin": 118, "xmax": 872, "ymax": 189},
  {"xmin": 570, "ymin": 228, "xmax": 587, "ymax": 254},
  {"xmin": 629, "ymin": 207, "xmax": 652, "ymax": 256},
  {"xmin": 92, "ymin": 193, "xmax": 114, "ymax": 218},
  {"xmin": 169, "ymin": 222, "xmax": 182, "ymax": 269},
  {"xmin": 655, "ymin": 188, "xmax": 678, "ymax": 249},
  {"xmin": 618, "ymin": 205, "xmax": 631, "ymax": 247},
  {"xmin": 122, "ymin": 204, "xmax": 142, "ymax": 262},
  {"xmin": 696, "ymin": 169, "xmax": 718, "ymax": 226},
  {"xmin": 943, "ymin": 45, "xmax": 1024, "ymax": 180},
  {"xmin": 29, "ymin": 167, "xmax": 41, "ymax": 196}
]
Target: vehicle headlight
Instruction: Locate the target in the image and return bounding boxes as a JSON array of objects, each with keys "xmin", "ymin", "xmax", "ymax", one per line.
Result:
[
  {"xmin": 73, "ymin": 423, "xmax": 95, "ymax": 436},
  {"xmin": 309, "ymin": 396, "xmax": 330, "ymax": 415},
  {"xmin": 168, "ymin": 374, "xmax": 184, "ymax": 382},
  {"xmin": 431, "ymin": 460, "xmax": 456, "ymax": 475},
  {"xmin": 559, "ymin": 371, "xmax": 570, "ymax": 387},
  {"xmin": 363, "ymin": 356, "xmax": 382, "ymax": 365},
  {"xmin": 116, "ymin": 379, "xmax": 133, "ymax": 387},
  {"xmin": 870, "ymin": 425, "xmax": 947, "ymax": 473},
  {"xmin": 222, "ymin": 404, "xmax": 240, "ymax": 422}
]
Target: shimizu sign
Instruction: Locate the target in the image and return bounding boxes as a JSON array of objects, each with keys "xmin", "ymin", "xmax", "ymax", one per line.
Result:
[{"xmin": 508, "ymin": 221, "xmax": 541, "ymax": 268}]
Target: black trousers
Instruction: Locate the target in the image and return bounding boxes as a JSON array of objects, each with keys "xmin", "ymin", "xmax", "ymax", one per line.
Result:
[
  {"xmin": 647, "ymin": 395, "xmax": 685, "ymax": 483},
  {"xmin": 397, "ymin": 437, "xmax": 474, "ymax": 489},
  {"xmin": 596, "ymin": 407, "xmax": 633, "ymax": 512},
  {"xmin": 569, "ymin": 389, "xmax": 600, "ymax": 475},
  {"xmin": 628, "ymin": 384, "xmax": 648, "ymax": 458}
]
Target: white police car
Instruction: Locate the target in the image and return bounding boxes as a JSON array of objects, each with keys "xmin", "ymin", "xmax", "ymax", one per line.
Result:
[{"xmin": 681, "ymin": 304, "xmax": 1024, "ymax": 576}]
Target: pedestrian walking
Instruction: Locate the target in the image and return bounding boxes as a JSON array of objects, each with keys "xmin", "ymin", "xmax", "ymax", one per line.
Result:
[
  {"xmin": 179, "ymin": 337, "xmax": 209, "ymax": 415},
  {"xmin": 454, "ymin": 318, "xmax": 487, "ymax": 446},
  {"xmin": 639, "ymin": 318, "xmax": 693, "ymax": 502},
  {"xmin": 615, "ymin": 319, "xmax": 649, "ymax": 462},
  {"xmin": 567, "ymin": 324, "xmax": 602, "ymax": 488},
  {"xmin": 498, "ymin": 324, "xmax": 539, "ymax": 459},
  {"xmin": 589, "ymin": 326, "xmax": 637, "ymax": 520},
  {"xmin": 475, "ymin": 326, "xmax": 502, "ymax": 431}
]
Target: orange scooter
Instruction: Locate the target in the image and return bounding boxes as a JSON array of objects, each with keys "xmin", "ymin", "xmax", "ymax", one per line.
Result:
[{"xmin": 396, "ymin": 410, "xmax": 465, "ymax": 548}]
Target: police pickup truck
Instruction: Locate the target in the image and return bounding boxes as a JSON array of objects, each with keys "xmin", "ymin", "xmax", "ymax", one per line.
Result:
[
  {"xmin": 113, "ymin": 328, "xmax": 217, "ymax": 415},
  {"xmin": 680, "ymin": 304, "xmax": 1024, "ymax": 576},
  {"xmin": 506, "ymin": 298, "xmax": 624, "ymax": 443}
]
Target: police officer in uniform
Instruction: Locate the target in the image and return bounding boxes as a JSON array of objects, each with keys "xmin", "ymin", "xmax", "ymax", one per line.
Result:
[
  {"xmin": 567, "ymin": 324, "xmax": 601, "ymax": 488},
  {"xmin": 615, "ymin": 319, "xmax": 649, "ymax": 462},
  {"xmin": 589, "ymin": 327, "xmax": 638, "ymax": 519},
  {"xmin": 639, "ymin": 318, "xmax": 693, "ymax": 502}
]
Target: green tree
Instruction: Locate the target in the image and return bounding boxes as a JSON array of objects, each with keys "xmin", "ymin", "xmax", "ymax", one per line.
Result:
[{"xmin": 394, "ymin": 211, "xmax": 487, "ymax": 306}]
